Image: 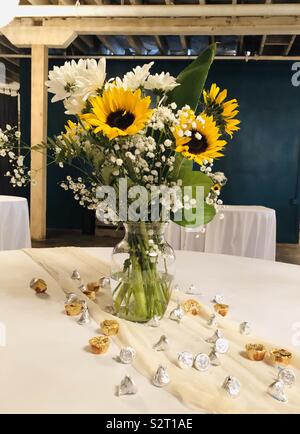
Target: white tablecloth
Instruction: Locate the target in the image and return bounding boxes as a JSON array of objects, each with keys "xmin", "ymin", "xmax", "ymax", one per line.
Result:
[
  {"xmin": 0, "ymin": 247, "xmax": 299, "ymax": 414},
  {"xmin": 0, "ymin": 195, "xmax": 31, "ymax": 251},
  {"xmin": 166, "ymin": 206, "xmax": 276, "ymax": 260}
]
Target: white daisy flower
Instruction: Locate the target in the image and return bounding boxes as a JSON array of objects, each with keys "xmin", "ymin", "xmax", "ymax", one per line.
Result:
[
  {"xmin": 123, "ymin": 62, "xmax": 154, "ymax": 91},
  {"xmin": 144, "ymin": 72, "xmax": 180, "ymax": 93}
]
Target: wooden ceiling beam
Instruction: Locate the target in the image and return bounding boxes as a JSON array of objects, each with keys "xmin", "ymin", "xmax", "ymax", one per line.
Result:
[
  {"xmin": 126, "ymin": 35, "xmax": 145, "ymax": 55},
  {"xmin": 96, "ymin": 35, "xmax": 116, "ymax": 54},
  {"xmin": 285, "ymin": 35, "xmax": 297, "ymax": 55},
  {"xmin": 154, "ymin": 36, "xmax": 168, "ymax": 55}
]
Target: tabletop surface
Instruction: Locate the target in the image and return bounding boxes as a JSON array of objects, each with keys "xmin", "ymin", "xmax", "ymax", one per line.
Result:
[
  {"xmin": 0, "ymin": 248, "xmax": 299, "ymax": 414},
  {"xmin": 219, "ymin": 205, "xmax": 275, "ymax": 214},
  {"xmin": 0, "ymin": 195, "xmax": 28, "ymax": 203}
]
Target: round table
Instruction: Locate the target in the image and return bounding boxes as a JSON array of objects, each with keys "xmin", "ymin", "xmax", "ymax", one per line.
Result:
[
  {"xmin": 0, "ymin": 195, "xmax": 31, "ymax": 251},
  {"xmin": 0, "ymin": 248, "xmax": 299, "ymax": 414},
  {"xmin": 166, "ymin": 205, "xmax": 276, "ymax": 260}
]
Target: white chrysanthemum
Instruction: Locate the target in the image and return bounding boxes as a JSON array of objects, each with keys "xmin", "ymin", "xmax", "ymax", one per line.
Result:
[
  {"xmin": 145, "ymin": 72, "xmax": 179, "ymax": 93},
  {"xmin": 104, "ymin": 76, "xmax": 126, "ymax": 90},
  {"xmin": 122, "ymin": 62, "xmax": 154, "ymax": 91},
  {"xmin": 64, "ymin": 95, "xmax": 86, "ymax": 116},
  {"xmin": 75, "ymin": 58, "xmax": 106, "ymax": 101},
  {"xmin": 46, "ymin": 58, "xmax": 106, "ymax": 106},
  {"xmin": 46, "ymin": 59, "xmax": 88, "ymax": 102}
]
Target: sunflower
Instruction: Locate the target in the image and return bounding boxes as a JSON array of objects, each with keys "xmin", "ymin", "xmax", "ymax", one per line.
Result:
[
  {"xmin": 81, "ymin": 87, "xmax": 152, "ymax": 140},
  {"xmin": 173, "ymin": 111, "xmax": 226, "ymax": 166},
  {"xmin": 203, "ymin": 83, "xmax": 240, "ymax": 138}
]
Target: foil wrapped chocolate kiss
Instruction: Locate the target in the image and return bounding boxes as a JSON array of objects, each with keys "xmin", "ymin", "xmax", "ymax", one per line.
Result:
[
  {"xmin": 178, "ymin": 352, "xmax": 194, "ymax": 369},
  {"xmin": 169, "ymin": 304, "xmax": 184, "ymax": 323},
  {"xmin": 71, "ymin": 270, "xmax": 81, "ymax": 281},
  {"xmin": 222, "ymin": 376, "xmax": 241, "ymax": 398},
  {"xmin": 152, "ymin": 365, "xmax": 170, "ymax": 387},
  {"xmin": 119, "ymin": 347, "xmax": 136, "ymax": 364},
  {"xmin": 153, "ymin": 335, "xmax": 169, "ymax": 351},
  {"xmin": 118, "ymin": 376, "xmax": 138, "ymax": 396},
  {"xmin": 147, "ymin": 315, "xmax": 161, "ymax": 327},
  {"xmin": 77, "ymin": 301, "xmax": 91, "ymax": 325}
]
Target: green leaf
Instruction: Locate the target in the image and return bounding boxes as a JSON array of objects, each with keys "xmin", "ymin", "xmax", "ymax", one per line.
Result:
[
  {"xmin": 101, "ymin": 166, "xmax": 116, "ymax": 184},
  {"xmin": 167, "ymin": 43, "xmax": 216, "ymax": 110},
  {"xmin": 171, "ymin": 159, "xmax": 216, "ymax": 228}
]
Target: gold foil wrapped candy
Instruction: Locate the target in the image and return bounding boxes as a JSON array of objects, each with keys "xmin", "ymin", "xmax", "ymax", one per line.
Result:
[
  {"xmin": 65, "ymin": 302, "xmax": 83, "ymax": 317},
  {"xmin": 214, "ymin": 303, "xmax": 229, "ymax": 317},
  {"xmin": 30, "ymin": 278, "xmax": 47, "ymax": 294},
  {"xmin": 101, "ymin": 319, "xmax": 120, "ymax": 336},
  {"xmin": 245, "ymin": 343, "xmax": 266, "ymax": 361},
  {"xmin": 270, "ymin": 349, "xmax": 292, "ymax": 366},
  {"xmin": 87, "ymin": 282, "xmax": 100, "ymax": 293},
  {"xmin": 183, "ymin": 299, "xmax": 201, "ymax": 316},
  {"xmin": 89, "ymin": 336, "xmax": 110, "ymax": 355}
]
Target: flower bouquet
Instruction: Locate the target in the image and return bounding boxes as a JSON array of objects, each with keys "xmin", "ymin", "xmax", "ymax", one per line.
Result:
[{"xmin": 1, "ymin": 44, "xmax": 240, "ymax": 322}]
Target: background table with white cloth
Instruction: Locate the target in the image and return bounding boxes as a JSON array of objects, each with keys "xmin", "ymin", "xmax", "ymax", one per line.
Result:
[
  {"xmin": 0, "ymin": 195, "xmax": 31, "ymax": 251},
  {"xmin": 0, "ymin": 247, "xmax": 299, "ymax": 414},
  {"xmin": 165, "ymin": 205, "xmax": 276, "ymax": 261}
]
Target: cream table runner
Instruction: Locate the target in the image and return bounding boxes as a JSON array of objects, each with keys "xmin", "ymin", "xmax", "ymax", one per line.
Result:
[{"xmin": 25, "ymin": 247, "xmax": 300, "ymax": 414}]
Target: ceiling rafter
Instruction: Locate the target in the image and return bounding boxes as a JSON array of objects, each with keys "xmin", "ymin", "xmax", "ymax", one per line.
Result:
[
  {"xmin": 154, "ymin": 35, "xmax": 168, "ymax": 55},
  {"xmin": 126, "ymin": 35, "xmax": 145, "ymax": 55},
  {"xmin": 96, "ymin": 35, "xmax": 116, "ymax": 54}
]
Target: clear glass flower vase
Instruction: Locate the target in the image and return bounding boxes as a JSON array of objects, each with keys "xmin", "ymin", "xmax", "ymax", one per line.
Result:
[{"xmin": 111, "ymin": 222, "xmax": 176, "ymax": 323}]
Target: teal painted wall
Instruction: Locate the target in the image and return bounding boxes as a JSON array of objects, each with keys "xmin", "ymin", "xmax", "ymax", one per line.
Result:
[{"xmin": 20, "ymin": 59, "xmax": 300, "ymax": 242}]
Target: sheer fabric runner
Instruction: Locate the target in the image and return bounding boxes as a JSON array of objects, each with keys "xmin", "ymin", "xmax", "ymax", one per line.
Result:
[{"xmin": 25, "ymin": 247, "xmax": 300, "ymax": 414}]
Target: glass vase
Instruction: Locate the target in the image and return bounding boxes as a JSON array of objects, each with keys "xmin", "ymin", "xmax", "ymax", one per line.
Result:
[{"xmin": 111, "ymin": 222, "xmax": 175, "ymax": 323}]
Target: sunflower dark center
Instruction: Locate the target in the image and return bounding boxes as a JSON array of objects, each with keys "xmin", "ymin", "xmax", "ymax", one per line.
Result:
[
  {"xmin": 107, "ymin": 110, "xmax": 135, "ymax": 130},
  {"xmin": 187, "ymin": 130, "xmax": 209, "ymax": 155}
]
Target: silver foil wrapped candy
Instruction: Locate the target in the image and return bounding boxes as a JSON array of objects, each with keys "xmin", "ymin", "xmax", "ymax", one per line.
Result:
[
  {"xmin": 119, "ymin": 347, "xmax": 136, "ymax": 364},
  {"xmin": 99, "ymin": 277, "xmax": 111, "ymax": 289},
  {"xmin": 207, "ymin": 314, "xmax": 218, "ymax": 327},
  {"xmin": 186, "ymin": 284, "xmax": 201, "ymax": 295},
  {"xmin": 194, "ymin": 353, "xmax": 211, "ymax": 372},
  {"xmin": 77, "ymin": 303, "xmax": 91, "ymax": 325},
  {"xmin": 213, "ymin": 294, "xmax": 225, "ymax": 304},
  {"xmin": 153, "ymin": 335, "xmax": 169, "ymax": 351},
  {"xmin": 169, "ymin": 304, "xmax": 184, "ymax": 323},
  {"xmin": 147, "ymin": 315, "xmax": 160, "ymax": 327},
  {"xmin": 214, "ymin": 338, "xmax": 229, "ymax": 354},
  {"xmin": 71, "ymin": 270, "xmax": 81, "ymax": 281},
  {"xmin": 79, "ymin": 284, "xmax": 88, "ymax": 293},
  {"xmin": 66, "ymin": 293, "xmax": 78, "ymax": 304},
  {"xmin": 209, "ymin": 350, "xmax": 221, "ymax": 366},
  {"xmin": 152, "ymin": 365, "xmax": 170, "ymax": 387},
  {"xmin": 240, "ymin": 321, "xmax": 251, "ymax": 335},
  {"xmin": 178, "ymin": 352, "xmax": 194, "ymax": 369},
  {"xmin": 222, "ymin": 376, "xmax": 241, "ymax": 398},
  {"xmin": 268, "ymin": 380, "xmax": 288, "ymax": 403},
  {"xmin": 277, "ymin": 367, "xmax": 296, "ymax": 387},
  {"xmin": 118, "ymin": 375, "xmax": 138, "ymax": 396},
  {"xmin": 206, "ymin": 329, "xmax": 223, "ymax": 344}
]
